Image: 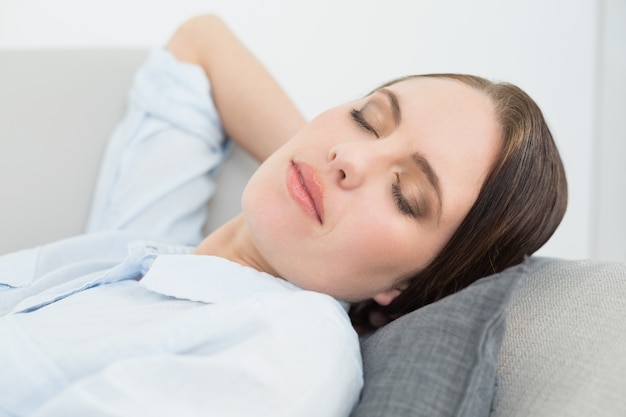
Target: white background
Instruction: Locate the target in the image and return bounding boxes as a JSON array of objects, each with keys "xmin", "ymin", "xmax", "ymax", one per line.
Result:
[{"xmin": 1, "ymin": 0, "xmax": 624, "ymax": 261}]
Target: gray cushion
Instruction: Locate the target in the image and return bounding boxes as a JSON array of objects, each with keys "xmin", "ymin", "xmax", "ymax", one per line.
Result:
[{"xmin": 351, "ymin": 261, "xmax": 525, "ymax": 417}]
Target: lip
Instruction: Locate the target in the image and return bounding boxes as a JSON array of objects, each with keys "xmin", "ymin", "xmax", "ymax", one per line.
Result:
[{"xmin": 286, "ymin": 161, "xmax": 325, "ymax": 224}]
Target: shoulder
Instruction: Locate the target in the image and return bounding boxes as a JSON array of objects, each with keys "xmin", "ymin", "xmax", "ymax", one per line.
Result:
[
  {"xmin": 251, "ymin": 290, "xmax": 364, "ymax": 415},
  {"xmin": 260, "ymin": 289, "xmax": 355, "ymax": 335},
  {"xmin": 249, "ymin": 288, "xmax": 361, "ymax": 364}
]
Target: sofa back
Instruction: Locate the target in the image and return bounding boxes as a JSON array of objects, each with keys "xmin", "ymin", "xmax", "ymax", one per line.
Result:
[{"xmin": 0, "ymin": 49, "xmax": 255, "ymax": 254}]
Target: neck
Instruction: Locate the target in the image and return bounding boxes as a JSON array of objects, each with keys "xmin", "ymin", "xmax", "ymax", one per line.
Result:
[{"xmin": 193, "ymin": 214, "xmax": 278, "ymax": 277}]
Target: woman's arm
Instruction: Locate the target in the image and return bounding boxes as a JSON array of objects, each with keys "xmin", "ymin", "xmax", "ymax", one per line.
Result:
[{"xmin": 166, "ymin": 15, "xmax": 306, "ymax": 162}]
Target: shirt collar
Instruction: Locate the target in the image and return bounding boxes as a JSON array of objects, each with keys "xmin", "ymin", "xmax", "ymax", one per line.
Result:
[
  {"xmin": 140, "ymin": 254, "xmax": 304, "ymax": 304},
  {"xmin": 140, "ymin": 254, "xmax": 351, "ymax": 311}
]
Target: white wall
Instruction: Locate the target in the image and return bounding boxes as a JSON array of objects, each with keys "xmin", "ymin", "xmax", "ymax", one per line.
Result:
[
  {"xmin": 592, "ymin": 0, "xmax": 626, "ymax": 261},
  {"xmin": 0, "ymin": 0, "xmax": 606, "ymax": 260}
]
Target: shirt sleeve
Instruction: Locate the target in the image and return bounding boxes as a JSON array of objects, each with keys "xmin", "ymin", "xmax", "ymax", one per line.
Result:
[{"xmin": 85, "ymin": 49, "xmax": 228, "ymax": 246}]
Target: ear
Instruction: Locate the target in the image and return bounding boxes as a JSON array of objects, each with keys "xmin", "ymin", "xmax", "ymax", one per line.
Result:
[{"xmin": 372, "ymin": 287, "xmax": 403, "ymax": 306}]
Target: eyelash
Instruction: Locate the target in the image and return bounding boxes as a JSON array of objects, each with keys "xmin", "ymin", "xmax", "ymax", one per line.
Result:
[
  {"xmin": 350, "ymin": 107, "xmax": 417, "ymax": 218},
  {"xmin": 392, "ymin": 174, "xmax": 417, "ymax": 217},
  {"xmin": 350, "ymin": 107, "xmax": 380, "ymax": 138}
]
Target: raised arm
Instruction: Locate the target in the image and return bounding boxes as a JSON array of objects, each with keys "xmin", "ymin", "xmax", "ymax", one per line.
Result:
[{"xmin": 166, "ymin": 14, "xmax": 306, "ymax": 162}]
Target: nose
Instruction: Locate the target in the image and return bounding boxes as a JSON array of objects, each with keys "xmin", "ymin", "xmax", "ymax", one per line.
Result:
[{"xmin": 327, "ymin": 141, "xmax": 391, "ymax": 189}]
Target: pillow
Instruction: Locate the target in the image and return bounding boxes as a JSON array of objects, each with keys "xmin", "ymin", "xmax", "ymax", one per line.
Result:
[{"xmin": 351, "ymin": 261, "xmax": 526, "ymax": 417}]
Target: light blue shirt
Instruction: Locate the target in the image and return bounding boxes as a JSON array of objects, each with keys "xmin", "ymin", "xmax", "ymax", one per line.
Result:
[{"xmin": 0, "ymin": 49, "xmax": 362, "ymax": 417}]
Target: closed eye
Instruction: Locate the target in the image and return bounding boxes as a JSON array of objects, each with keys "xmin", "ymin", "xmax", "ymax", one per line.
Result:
[
  {"xmin": 392, "ymin": 174, "xmax": 418, "ymax": 218},
  {"xmin": 350, "ymin": 108, "xmax": 380, "ymax": 138}
]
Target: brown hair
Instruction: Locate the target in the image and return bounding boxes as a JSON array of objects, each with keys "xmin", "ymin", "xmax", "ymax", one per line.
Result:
[{"xmin": 350, "ymin": 74, "xmax": 568, "ymax": 331}]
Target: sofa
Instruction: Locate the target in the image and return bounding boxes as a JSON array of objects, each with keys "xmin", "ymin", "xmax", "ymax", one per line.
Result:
[{"xmin": 1, "ymin": 49, "xmax": 625, "ymax": 417}]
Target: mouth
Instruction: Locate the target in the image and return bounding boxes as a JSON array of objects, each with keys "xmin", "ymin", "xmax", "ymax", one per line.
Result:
[{"xmin": 286, "ymin": 161, "xmax": 325, "ymax": 224}]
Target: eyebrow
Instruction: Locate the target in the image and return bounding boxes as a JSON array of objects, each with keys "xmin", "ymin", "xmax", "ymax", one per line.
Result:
[
  {"xmin": 374, "ymin": 88, "xmax": 443, "ymax": 220},
  {"xmin": 377, "ymin": 88, "xmax": 401, "ymax": 128},
  {"xmin": 411, "ymin": 152, "xmax": 443, "ymax": 221}
]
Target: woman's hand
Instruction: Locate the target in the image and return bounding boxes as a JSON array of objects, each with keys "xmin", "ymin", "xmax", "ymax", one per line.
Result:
[{"xmin": 166, "ymin": 15, "xmax": 306, "ymax": 162}]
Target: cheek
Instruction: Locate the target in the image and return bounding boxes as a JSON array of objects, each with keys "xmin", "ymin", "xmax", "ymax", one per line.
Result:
[
  {"xmin": 241, "ymin": 165, "xmax": 271, "ymax": 224},
  {"xmin": 333, "ymin": 206, "xmax": 431, "ymax": 278},
  {"xmin": 241, "ymin": 163, "xmax": 288, "ymax": 247},
  {"xmin": 290, "ymin": 109, "xmax": 352, "ymax": 147}
]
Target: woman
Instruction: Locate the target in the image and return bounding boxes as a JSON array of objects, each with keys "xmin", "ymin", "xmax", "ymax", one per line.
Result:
[{"xmin": 0, "ymin": 14, "xmax": 566, "ymax": 416}]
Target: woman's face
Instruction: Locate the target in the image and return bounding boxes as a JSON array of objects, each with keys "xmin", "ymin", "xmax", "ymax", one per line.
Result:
[{"xmin": 242, "ymin": 77, "xmax": 501, "ymax": 303}]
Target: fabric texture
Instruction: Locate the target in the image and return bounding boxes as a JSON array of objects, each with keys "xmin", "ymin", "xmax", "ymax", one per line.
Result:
[
  {"xmin": 351, "ymin": 261, "xmax": 526, "ymax": 417},
  {"xmin": 493, "ymin": 257, "xmax": 626, "ymax": 417},
  {"xmin": 0, "ymin": 49, "xmax": 363, "ymax": 417}
]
